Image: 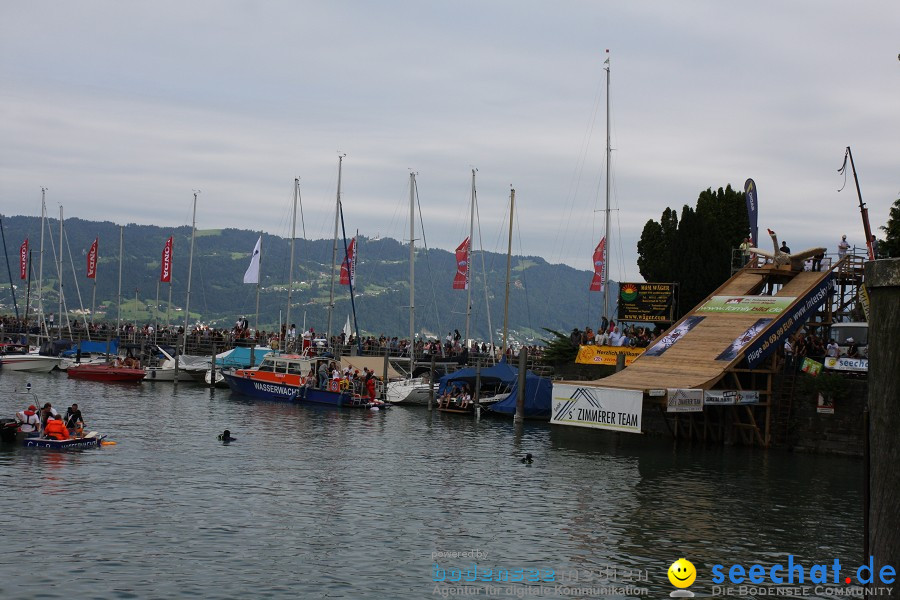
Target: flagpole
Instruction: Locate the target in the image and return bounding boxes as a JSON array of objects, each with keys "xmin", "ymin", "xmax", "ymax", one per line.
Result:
[
  {"xmin": 117, "ymin": 225, "xmax": 123, "ymax": 333},
  {"xmin": 285, "ymin": 179, "xmax": 298, "ymax": 353}
]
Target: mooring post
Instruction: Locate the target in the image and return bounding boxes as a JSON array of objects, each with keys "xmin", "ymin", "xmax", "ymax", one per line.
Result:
[
  {"xmin": 428, "ymin": 354, "xmax": 436, "ymax": 410},
  {"xmin": 474, "ymin": 359, "xmax": 482, "ymax": 420},
  {"xmin": 515, "ymin": 347, "xmax": 527, "ymax": 423},
  {"xmin": 382, "ymin": 346, "xmax": 389, "ymax": 400},
  {"xmin": 210, "ymin": 345, "xmax": 216, "ymax": 388}
]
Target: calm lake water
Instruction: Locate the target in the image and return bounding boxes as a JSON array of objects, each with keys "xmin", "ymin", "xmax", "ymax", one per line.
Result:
[{"xmin": 0, "ymin": 370, "xmax": 865, "ymax": 599}]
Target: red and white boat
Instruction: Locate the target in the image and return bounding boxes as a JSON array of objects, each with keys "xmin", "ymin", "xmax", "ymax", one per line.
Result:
[{"xmin": 67, "ymin": 363, "xmax": 146, "ymax": 383}]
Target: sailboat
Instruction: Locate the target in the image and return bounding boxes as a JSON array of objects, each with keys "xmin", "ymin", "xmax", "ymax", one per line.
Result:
[{"xmin": 385, "ymin": 173, "xmax": 435, "ymax": 405}]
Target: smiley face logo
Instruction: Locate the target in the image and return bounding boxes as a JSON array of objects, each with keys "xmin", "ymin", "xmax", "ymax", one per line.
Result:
[{"xmin": 668, "ymin": 558, "xmax": 696, "ymax": 588}]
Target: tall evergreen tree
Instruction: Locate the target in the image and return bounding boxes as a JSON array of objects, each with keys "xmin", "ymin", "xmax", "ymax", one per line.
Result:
[
  {"xmin": 636, "ymin": 185, "xmax": 749, "ymax": 318},
  {"xmin": 879, "ymin": 198, "xmax": 900, "ymax": 258}
]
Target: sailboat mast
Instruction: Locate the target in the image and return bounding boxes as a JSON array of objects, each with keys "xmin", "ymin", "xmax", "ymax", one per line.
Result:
[
  {"xmin": 255, "ymin": 230, "xmax": 262, "ymax": 335},
  {"xmin": 327, "ymin": 154, "xmax": 344, "ymax": 345},
  {"xmin": 603, "ymin": 53, "xmax": 612, "ymax": 320},
  {"xmin": 117, "ymin": 225, "xmax": 123, "ymax": 332},
  {"xmin": 286, "ymin": 179, "xmax": 298, "ymax": 352},
  {"xmin": 501, "ymin": 188, "xmax": 515, "ymax": 358},
  {"xmin": 58, "ymin": 205, "xmax": 64, "ymax": 339},
  {"xmin": 464, "ymin": 169, "xmax": 475, "ymax": 347},
  {"xmin": 409, "ymin": 172, "xmax": 416, "ymax": 351},
  {"xmin": 38, "ymin": 189, "xmax": 46, "ymax": 339},
  {"xmin": 181, "ymin": 191, "xmax": 198, "ymax": 355}
]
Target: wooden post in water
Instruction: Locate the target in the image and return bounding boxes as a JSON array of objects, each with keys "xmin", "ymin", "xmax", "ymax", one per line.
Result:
[
  {"xmin": 474, "ymin": 359, "xmax": 482, "ymax": 419},
  {"xmin": 210, "ymin": 345, "xmax": 217, "ymax": 388},
  {"xmin": 428, "ymin": 354, "xmax": 436, "ymax": 410},
  {"xmin": 382, "ymin": 346, "xmax": 389, "ymax": 400},
  {"xmin": 174, "ymin": 334, "xmax": 181, "ymax": 378},
  {"xmin": 515, "ymin": 347, "xmax": 527, "ymax": 423},
  {"xmin": 863, "ymin": 258, "xmax": 899, "ymax": 569}
]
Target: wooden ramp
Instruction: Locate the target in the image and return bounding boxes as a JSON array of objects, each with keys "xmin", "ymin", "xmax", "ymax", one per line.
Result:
[{"xmin": 568, "ymin": 264, "xmax": 836, "ymax": 392}]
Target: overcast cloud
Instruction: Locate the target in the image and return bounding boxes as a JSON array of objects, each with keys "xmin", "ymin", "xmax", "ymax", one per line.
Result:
[{"xmin": 1, "ymin": 0, "xmax": 898, "ymax": 283}]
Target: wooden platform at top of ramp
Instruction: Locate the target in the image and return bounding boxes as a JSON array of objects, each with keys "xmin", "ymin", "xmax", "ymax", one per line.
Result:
[{"xmin": 566, "ymin": 265, "xmax": 836, "ymax": 392}]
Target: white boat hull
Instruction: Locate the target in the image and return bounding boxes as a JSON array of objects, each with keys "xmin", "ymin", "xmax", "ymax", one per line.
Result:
[
  {"xmin": 0, "ymin": 355, "xmax": 60, "ymax": 373},
  {"xmin": 386, "ymin": 378, "xmax": 434, "ymax": 405}
]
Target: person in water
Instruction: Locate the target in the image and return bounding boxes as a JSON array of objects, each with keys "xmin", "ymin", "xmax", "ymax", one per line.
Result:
[
  {"xmin": 218, "ymin": 429, "xmax": 236, "ymax": 442},
  {"xmin": 44, "ymin": 415, "xmax": 70, "ymax": 440},
  {"xmin": 521, "ymin": 453, "xmax": 533, "ymax": 464}
]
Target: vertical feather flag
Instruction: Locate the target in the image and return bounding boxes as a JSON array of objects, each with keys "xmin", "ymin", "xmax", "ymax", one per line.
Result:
[
  {"xmin": 452, "ymin": 237, "xmax": 469, "ymax": 290},
  {"xmin": 19, "ymin": 239, "xmax": 28, "ymax": 279},
  {"xmin": 86, "ymin": 238, "xmax": 98, "ymax": 279},
  {"xmin": 744, "ymin": 178, "xmax": 758, "ymax": 250},
  {"xmin": 340, "ymin": 237, "xmax": 356, "ymax": 286},
  {"xmin": 590, "ymin": 237, "xmax": 606, "ymax": 291},
  {"xmin": 243, "ymin": 236, "xmax": 262, "ymax": 284},
  {"xmin": 160, "ymin": 236, "xmax": 173, "ymax": 283}
]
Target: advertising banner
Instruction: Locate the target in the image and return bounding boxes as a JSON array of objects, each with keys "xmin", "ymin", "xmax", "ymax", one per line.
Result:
[
  {"xmin": 644, "ymin": 316, "xmax": 704, "ymax": 357},
  {"xmin": 589, "ymin": 238, "xmax": 605, "ymax": 292},
  {"xmin": 667, "ymin": 389, "xmax": 703, "ymax": 412},
  {"xmin": 575, "ymin": 345, "xmax": 645, "ymax": 366},
  {"xmin": 745, "ymin": 272, "xmax": 835, "ymax": 369},
  {"xmin": 19, "ymin": 239, "xmax": 28, "ymax": 279},
  {"xmin": 716, "ymin": 318, "xmax": 772, "ymax": 362},
  {"xmin": 160, "ymin": 236, "xmax": 173, "ymax": 283},
  {"xmin": 697, "ymin": 296, "xmax": 794, "ymax": 314},
  {"xmin": 824, "ymin": 356, "xmax": 868, "ymax": 372},
  {"xmin": 617, "ymin": 282, "xmax": 675, "ymax": 322},
  {"xmin": 745, "ymin": 178, "xmax": 758, "ymax": 250},
  {"xmin": 452, "ymin": 237, "xmax": 469, "ymax": 290},
  {"xmin": 817, "ymin": 393, "xmax": 835, "ymax": 415},
  {"xmin": 801, "ymin": 357, "xmax": 823, "ymax": 376},
  {"xmin": 551, "ymin": 384, "xmax": 642, "ymax": 433},
  {"xmin": 86, "ymin": 238, "xmax": 98, "ymax": 279},
  {"xmin": 703, "ymin": 390, "xmax": 760, "ymax": 405}
]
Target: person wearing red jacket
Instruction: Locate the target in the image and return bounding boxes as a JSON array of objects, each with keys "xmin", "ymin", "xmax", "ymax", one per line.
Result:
[{"xmin": 43, "ymin": 415, "xmax": 70, "ymax": 440}]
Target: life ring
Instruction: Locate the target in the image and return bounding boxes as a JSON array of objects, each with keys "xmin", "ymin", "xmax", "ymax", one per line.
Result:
[{"xmin": 328, "ymin": 380, "xmax": 340, "ymax": 393}]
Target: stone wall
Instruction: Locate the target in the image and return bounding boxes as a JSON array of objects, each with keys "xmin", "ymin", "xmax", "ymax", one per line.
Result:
[{"xmin": 789, "ymin": 378, "xmax": 867, "ymax": 457}]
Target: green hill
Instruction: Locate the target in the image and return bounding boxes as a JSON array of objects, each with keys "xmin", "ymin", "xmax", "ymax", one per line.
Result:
[{"xmin": 0, "ymin": 215, "xmax": 618, "ymax": 345}]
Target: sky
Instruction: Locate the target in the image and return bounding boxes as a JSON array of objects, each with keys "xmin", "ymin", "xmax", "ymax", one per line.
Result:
[{"xmin": 1, "ymin": 0, "xmax": 898, "ymax": 284}]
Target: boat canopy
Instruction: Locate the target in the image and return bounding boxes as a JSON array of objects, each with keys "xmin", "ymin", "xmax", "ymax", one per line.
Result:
[
  {"xmin": 487, "ymin": 372, "xmax": 552, "ymax": 419},
  {"xmin": 215, "ymin": 346, "xmax": 271, "ymax": 368},
  {"xmin": 437, "ymin": 358, "xmax": 552, "ymax": 419},
  {"xmin": 339, "ymin": 355, "xmax": 402, "ymax": 379},
  {"xmin": 59, "ymin": 338, "xmax": 119, "ymax": 357}
]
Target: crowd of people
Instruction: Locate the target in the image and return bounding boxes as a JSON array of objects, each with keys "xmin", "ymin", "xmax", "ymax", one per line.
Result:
[
  {"xmin": 782, "ymin": 330, "xmax": 860, "ymax": 370},
  {"xmin": 569, "ymin": 318, "xmax": 663, "ymax": 349}
]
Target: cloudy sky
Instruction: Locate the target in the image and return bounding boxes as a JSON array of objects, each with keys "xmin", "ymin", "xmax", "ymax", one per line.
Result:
[{"xmin": 1, "ymin": 1, "xmax": 897, "ymax": 283}]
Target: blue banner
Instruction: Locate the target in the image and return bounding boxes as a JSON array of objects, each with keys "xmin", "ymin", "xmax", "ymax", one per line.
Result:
[
  {"xmin": 745, "ymin": 273, "xmax": 835, "ymax": 368},
  {"xmin": 744, "ymin": 178, "xmax": 758, "ymax": 248}
]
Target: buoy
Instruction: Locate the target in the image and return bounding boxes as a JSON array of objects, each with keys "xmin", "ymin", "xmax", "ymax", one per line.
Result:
[
  {"xmin": 101, "ymin": 441, "xmax": 117, "ymax": 446},
  {"xmin": 370, "ymin": 406, "xmax": 380, "ymax": 411}
]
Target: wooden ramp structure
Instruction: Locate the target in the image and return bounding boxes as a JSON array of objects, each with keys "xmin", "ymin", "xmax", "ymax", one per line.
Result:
[{"xmin": 558, "ymin": 260, "xmax": 842, "ymax": 446}]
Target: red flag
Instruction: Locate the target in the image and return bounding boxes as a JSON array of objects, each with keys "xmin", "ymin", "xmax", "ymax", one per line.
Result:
[
  {"xmin": 160, "ymin": 236, "xmax": 173, "ymax": 283},
  {"xmin": 19, "ymin": 239, "xmax": 28, "ymax": 280},
  {"xmin": 590, "ymin": 237, "xmax": 606, "ymax": 291},
  {"xmin": 453, "ymin": 237, "xmax": 470, "ymax": 290},
  {"xmin": 340, "ymin": 237, "xmax": 356, "ymax": 286},
  {"xmin": 86, "ymin": 238, "xmax": 98, "ymax": 279}
]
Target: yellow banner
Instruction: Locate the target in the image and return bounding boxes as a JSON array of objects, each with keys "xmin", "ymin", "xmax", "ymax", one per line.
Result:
[{"xmin": 576, "ymin": 345, "xmax": 645, "ymax": 366}]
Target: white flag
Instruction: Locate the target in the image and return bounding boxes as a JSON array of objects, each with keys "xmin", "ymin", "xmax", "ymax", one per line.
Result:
[{"xmin": 243, "ymin": 236, "xmax": 262, "ymax": 284}]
